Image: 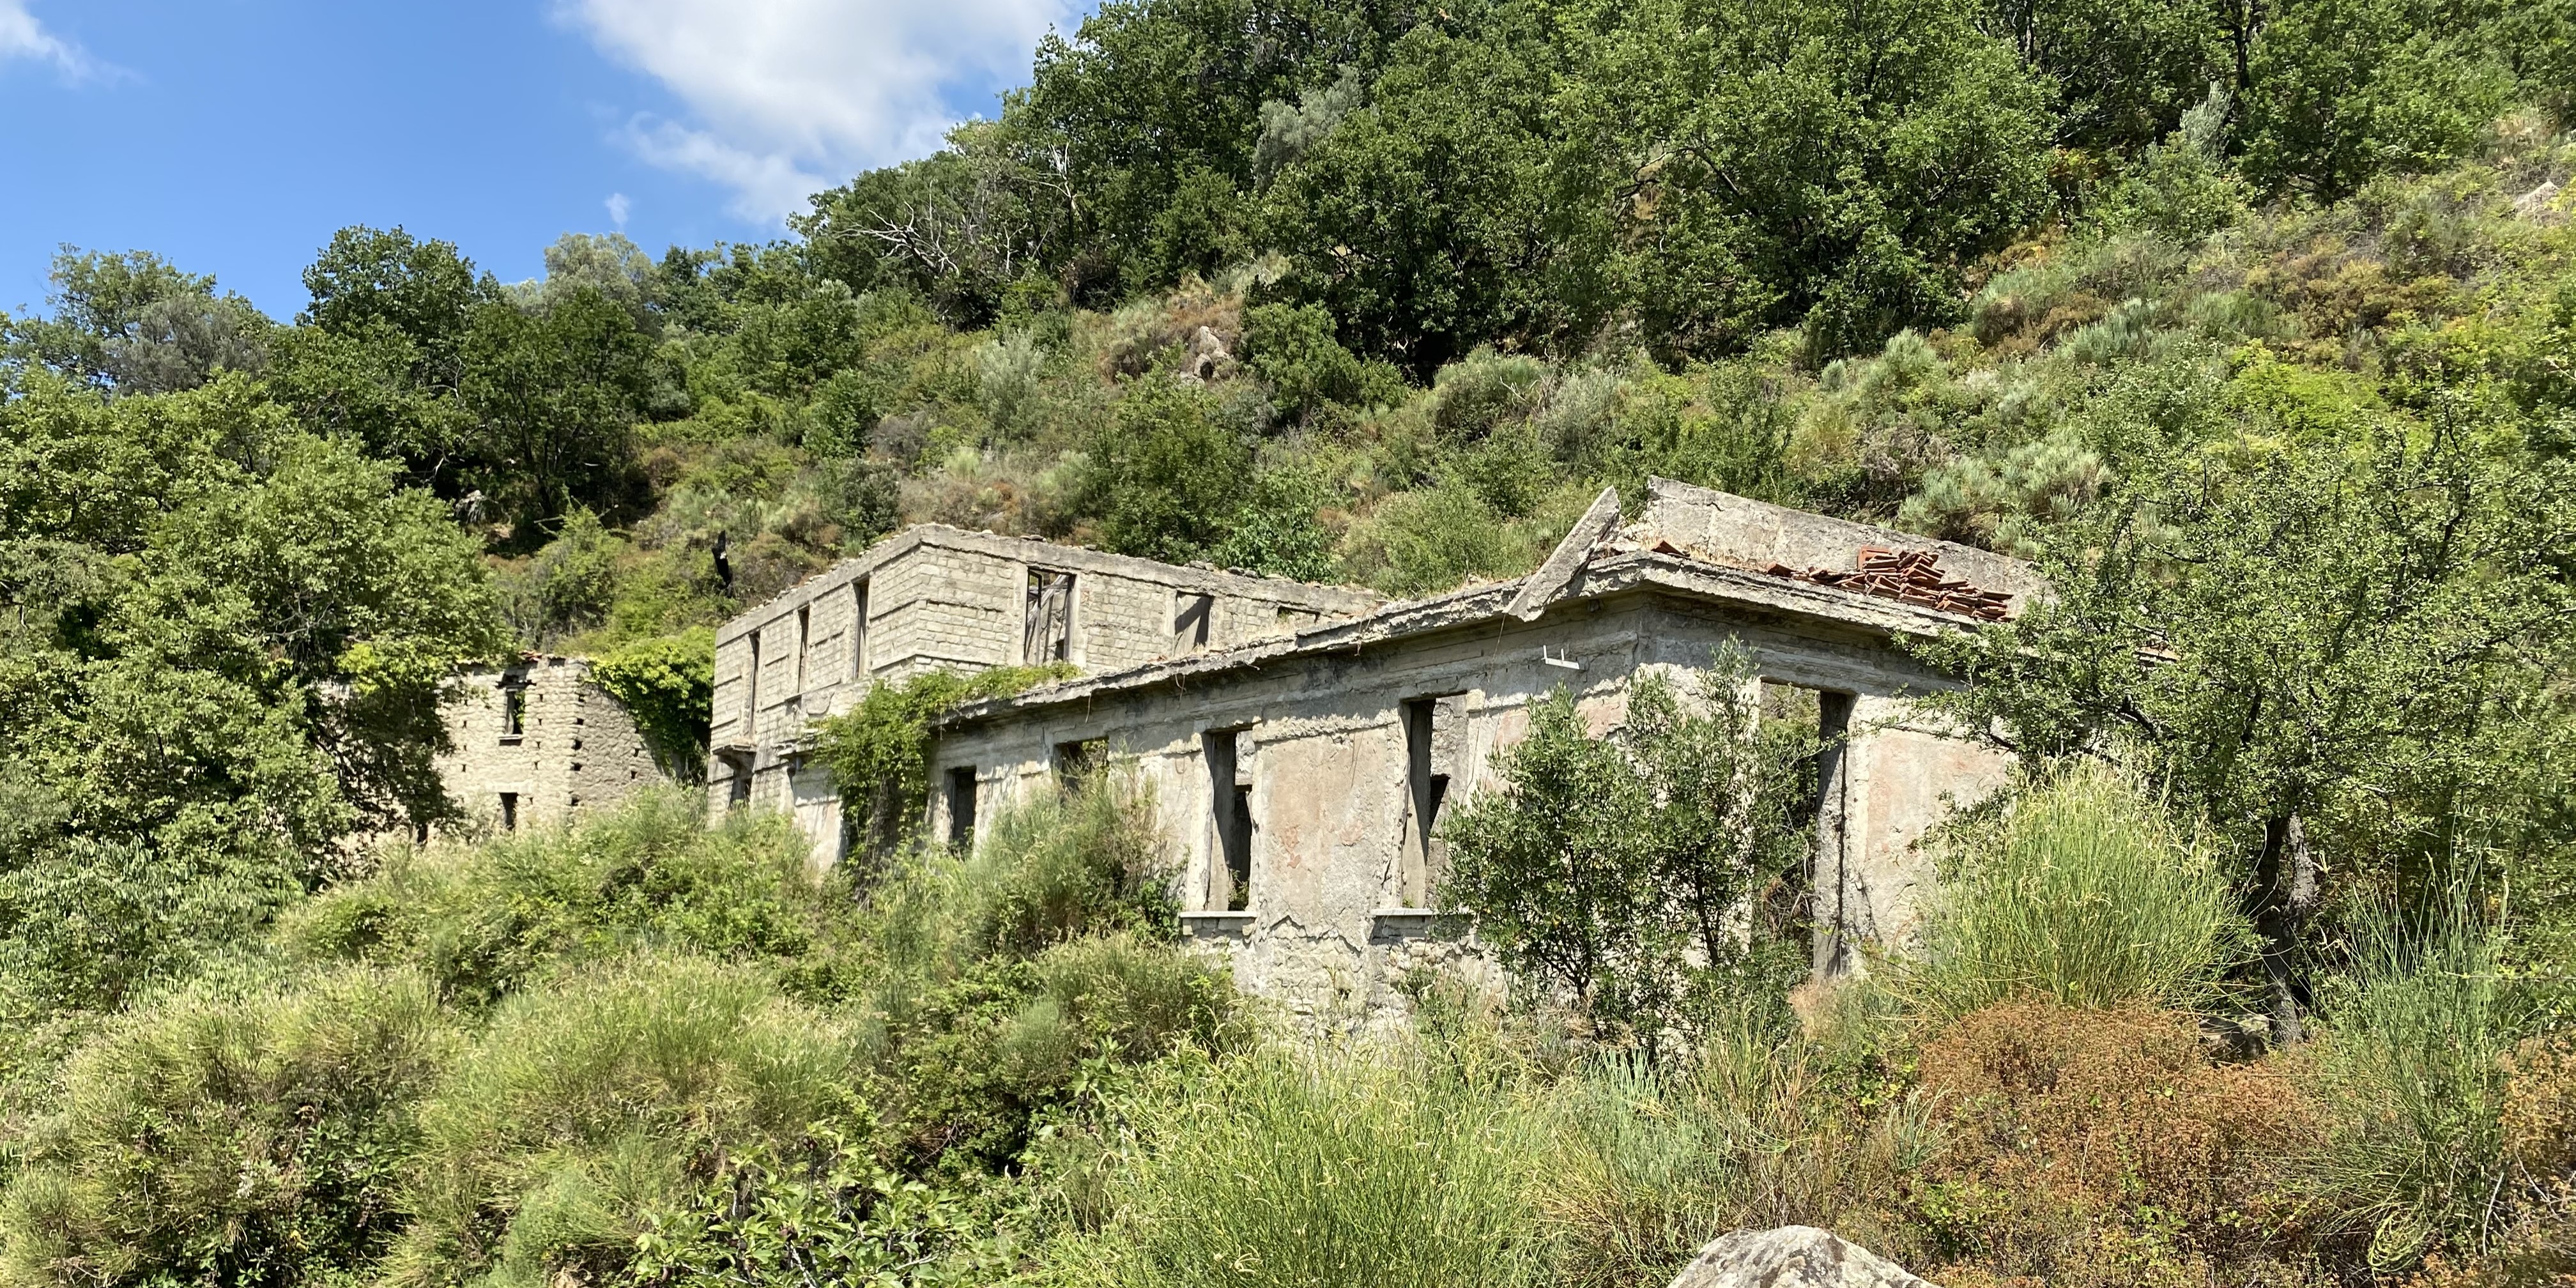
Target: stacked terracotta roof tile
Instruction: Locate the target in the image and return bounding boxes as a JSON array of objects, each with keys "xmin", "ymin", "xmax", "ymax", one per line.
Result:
[{"xmin": 1761, "ymin": 546, "xmax": 2014, "ymax": 621}]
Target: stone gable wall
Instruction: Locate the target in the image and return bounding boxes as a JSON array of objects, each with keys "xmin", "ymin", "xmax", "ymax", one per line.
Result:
[{"xmin": 438, "ymin": 659, "xmax": 674, "ymax": 834}]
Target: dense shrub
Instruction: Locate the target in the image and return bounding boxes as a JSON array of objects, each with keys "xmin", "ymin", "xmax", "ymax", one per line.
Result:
[
  {"xmin": 0, "ymin": 967, "xmax": 453, "ymax": 1288},
  {"xmin": 1915, "ymin": 1000, "xmax": 2317, "ymax": 1286},
  {"xmin": 279, "ymin": 791, "xmax": 832, "ymax": 1006},
  {"xmin": 381, "ymin": 953, "xmax": 864, "ymax": 1288}
]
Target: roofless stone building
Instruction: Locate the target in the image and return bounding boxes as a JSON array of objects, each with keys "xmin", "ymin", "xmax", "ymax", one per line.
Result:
[{"xmin": 707, "ymin": 480, "xmax": 2040, "ymax": 1020}]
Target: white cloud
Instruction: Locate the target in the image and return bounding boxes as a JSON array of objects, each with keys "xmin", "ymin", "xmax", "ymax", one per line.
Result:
[
  {"xmin": 605, "ymin": 192, "xmax": 632, "ymax": 227},
  {"xmin": 0, "ymin": 0, "xmax": 94, "ymax": 78},
  {"xmin": 557, "ymin": 0, "xmax": 1076, "ymax": 225}
]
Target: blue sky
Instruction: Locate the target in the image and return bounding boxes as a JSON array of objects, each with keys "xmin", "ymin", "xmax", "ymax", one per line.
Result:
[{"xmin": 1, "ymin": 0, "xmax": 1080, "ymax": 320}]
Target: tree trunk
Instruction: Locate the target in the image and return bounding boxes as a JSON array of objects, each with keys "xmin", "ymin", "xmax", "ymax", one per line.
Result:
[{"xmin": 2253, "ymin": 812, "xmax": 2320, "ymax": 1043}]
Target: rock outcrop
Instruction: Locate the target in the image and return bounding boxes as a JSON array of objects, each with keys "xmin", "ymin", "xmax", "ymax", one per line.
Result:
[{"xmin": 1667, "ymin": 1226, "xmax": 1940, "ymax": 1288}]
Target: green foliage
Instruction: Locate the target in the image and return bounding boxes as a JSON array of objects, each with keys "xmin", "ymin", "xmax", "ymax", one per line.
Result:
[
  {"xmin": 1439, "ymin": 650, "xmax": 1816, "ymax": 1040},
  {"xmin": 0, "ymin": 372, "xmax": 504, "ymax": 1013},
  {"xmin": 587, "ymin": 629, "xmax": 716, "ymax": 779},
  {"xmin": 1064, "ymin": 1044, "xmax": 1551, "ymax": 1288},
  {"xmin": 0, "ymin": 967, "xmax": 453, "ymax": 1288},
  {"xmin": 383, "ymin": 953, "xmax": 865, "ymax": 1288},
  {"xmin": 1075, "ymin": 379, "xmax": 1252, "ymax": 563},
  {"xmin": 279, "ymin": 791, "xmax": 830, "ymax": 1007},
  {"xmin": 813, "ymin": 664, "xmax": 1078, "ymax": 852},
  {"xmin": 2306, "ymin": 891, "xmax": 2533, "ymax": 1271},
  {"xmin": 1901, "ymin": 765, "xmax": 2257, "ymax": 1020}
]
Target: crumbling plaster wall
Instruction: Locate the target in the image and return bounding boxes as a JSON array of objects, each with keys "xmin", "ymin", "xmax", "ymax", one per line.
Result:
[
  {"xmin": 438, "ymin": 659, "xmax": 671, "ymax": 834},
  {"xmin": 929, "ymin": 588, "xmax": 2012, "ymax": 1029}
]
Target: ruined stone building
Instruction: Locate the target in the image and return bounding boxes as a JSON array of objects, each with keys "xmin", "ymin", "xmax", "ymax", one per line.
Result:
[
  {"xmin": 706, "ymin": 481, "xmax": 2043, "ymax": 1017},
  {"xmin": 438, "ymin": 657, "xmax": 677, "ymax": 834}
]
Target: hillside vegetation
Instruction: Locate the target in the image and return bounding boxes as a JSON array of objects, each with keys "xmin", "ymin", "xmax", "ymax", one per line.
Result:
[{"xmin": 5, "ymin": 0, "xmax": 2576, "ymax": 1282}]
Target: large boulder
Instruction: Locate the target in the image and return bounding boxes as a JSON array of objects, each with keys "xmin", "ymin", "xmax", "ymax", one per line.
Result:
[{"xmin": 1667, "ymin": 1226, "xmax": 1939, "ymax": 1288}]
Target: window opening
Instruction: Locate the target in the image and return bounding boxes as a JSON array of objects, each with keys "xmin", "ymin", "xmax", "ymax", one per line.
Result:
[
  {"xmin": 1054, "ymin": 738, "xmax": 1108, "ymax": 791},
  {"xmin": 726, "ymin": 765, "xmax": 752, "ymax": 808},
  {"xmin": 946, "ymin": 767, "xmax": 979, "ymax": 850},
  {"xmin": 743, "ymin": 628, "xmax": 762, "ymax": 742},
  {"xmin": 1174, "ymin": 592, "xmax": 1215, "ymax": 652},
  {"xmin": 1202, "ymin": 729, "xmax": 1252, "ymax": 910},
  {"xmin": 793, "ymin": 604, "xmax": 811, "ymax": 693},
  {"xmin": 1401, "ymin": 695, "xmax": 1466, "ymax": 907},
  {"xmin": 1025, "ymin": 569, "xmax": 1075, "ymax": 663},
  {"xmin": 1761, "ymin": 681, "xmax": 1856, "ymax": 976},
  {"xmin": 849, "ymin": 581, "xmax": 870, "ymax": 680},
  {"xmin": 500, "ymin": 675, "xmax": 528, "ymax": 739},
  {"xmin": 499, "ymin": 792, "xmax": 519, "ymax": 832}
]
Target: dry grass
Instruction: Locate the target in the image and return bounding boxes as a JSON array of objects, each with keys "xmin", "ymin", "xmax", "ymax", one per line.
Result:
[{"xmin": 1914, "ymin": 1000, "xmax": 2325, "ymax": 1288}]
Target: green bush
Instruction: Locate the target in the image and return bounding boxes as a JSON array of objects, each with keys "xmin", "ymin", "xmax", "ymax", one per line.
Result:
[
  {"xmin": 382, "ymin": 953, "xmax": 863, "ymax": 1288},
  {"xmin": 1439, "ymin": 650, "xmax": 1817, "ymax": 1041},
  {"xmin": 864, "ymin": 770, "xmax": 1177, "ymax": 983},
  {"xmin": 588, "ymin": 627, "xmax": 716, "ymax": 781},
  {"xmin": 813, "ymin": 664, "xmax": 1077, "ymax": 854},
  {"xmin": 279, "ymin": 790, "xmax": 832, "ymax": 1006},
  {"xmin": 1901, "ymin": 765, "xmax": 2255, "ymax": 1020},
  {"xmin": 1064, "ymin": 1044, "xmax": 1550, "ymax": 1288},
  {"xmin": 0, "ymin": 967, "xmax": 453, "ymax": 1288}
]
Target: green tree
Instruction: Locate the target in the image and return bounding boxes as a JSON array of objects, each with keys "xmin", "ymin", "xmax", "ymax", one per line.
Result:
[
  {"xmin": 0, "ymin": 372, "xmax": 504, "ymax": 1011},
  {"xmin": 3, "ymin": 249, "xmax": 272, "ymax": 395},
  {"xmin": 458, "ymin": 288, "xmax": 658, "ymax": 535},
  {"xmin": 1439, "ymin": 652, "xmax": 1816, "ymax": 1041},
  {"xmin": 1917, "ymin": 366, "xmax": 2576, "ymax": 1040},
  {"xmin": 1075, "ymin": 379, "xmax": 1254, "ymax": 562}
]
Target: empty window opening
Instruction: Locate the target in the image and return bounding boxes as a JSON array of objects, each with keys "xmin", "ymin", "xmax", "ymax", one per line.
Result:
[
  {"xmin": 742, "ymin": 629, "xmax": 762, "ymax": 742},
  {"xmin": 1025, "ymin": 569, "xmax": 1076, "ymax": 664},
  {"xmin": 793, "ymin": 604, "xmax": 812, "ymax": 693},
  {"xmin": 946, "ymin": 767, "xmax": 979, "ymax": 850},
  {"xmin": 1174, "ymin": 592, "xmax": 1215, "ymax": 652},
  {"xmin": 1401, "ymin": 695, "xmax": 1468, "ymax": 908},
  {"xmin": 498, "ymin": 792, "xmax": 519, "ymax": 832},
  {"xmin": 1202, "ymin": 729, "xmax": 1253, "ymax": 910},
  {"xmin": 500, "ymin": 677, "xmax": 528, "ymax": 739},
  {"xmin": 726, "ymin": 765, "xmax": 752, "ymax": 808},
  {"xmin": 1760, "ymin": 680, "xmax": 1856, "ymax": 975},
  {"xmin": 1054, "ymin": 738, "xmax": 1108, "ymax": 791},
  {"xmin": 849, "ymin": 581, "xmax": 870, "ymax": 680}
]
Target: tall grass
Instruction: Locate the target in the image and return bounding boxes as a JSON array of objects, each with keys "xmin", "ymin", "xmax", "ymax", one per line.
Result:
[
  {"xmin": 1066, "ymin": 1044, "xmax": 1552, "ymax": 1288},
  {"xmin": 2308, "ymin": 891, "xmax": 2531, "ymax": 1271},
  {"xmin": 1902, "ymin": 765, "xmax": 2254, "ymax": 1019}
]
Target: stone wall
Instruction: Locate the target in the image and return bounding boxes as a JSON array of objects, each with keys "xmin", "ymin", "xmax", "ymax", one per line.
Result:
[
  {"xmin": 437, "ymin": 657, "xmax": 675, "ymax": 834},
  {"xmin": 705, "ymin": 526, "xmax": 1383, "ymax": 847}
]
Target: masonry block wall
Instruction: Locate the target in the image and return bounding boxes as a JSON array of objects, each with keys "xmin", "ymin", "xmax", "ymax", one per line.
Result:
[
  {"xmin": 438, "ymin": 658, "xmax": 673, "ymax": 834},
  {"xmin": 704, "ymin": 525, "xmax": 1382, "ymax": 860}
]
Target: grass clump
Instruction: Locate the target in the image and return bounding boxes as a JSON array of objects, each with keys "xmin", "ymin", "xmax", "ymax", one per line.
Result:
[
  {"xmin": 1903, "ymin": 765, "xmax": 2255, "ymax": 1020},
  {"xmin": 2306, "ymin": 894, "xmax": 2532, "ymax": 1273},
  {"xmin": 1066, "ymin": 1043, "xmax": 1551, "ymax": 1288}
]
